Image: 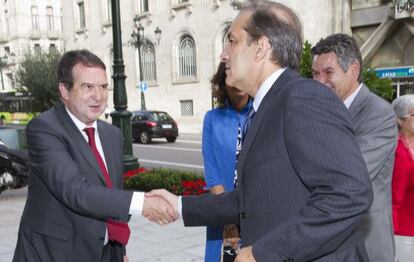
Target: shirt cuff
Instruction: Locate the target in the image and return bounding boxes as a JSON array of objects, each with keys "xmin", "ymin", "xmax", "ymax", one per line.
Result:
[
  {"xmin": 178, "ymin": 196, "xmax": 183, "ymax": 218},
  {"xmin": 129, "ymin": 191, "xmax": 145, "ymax": 215}
]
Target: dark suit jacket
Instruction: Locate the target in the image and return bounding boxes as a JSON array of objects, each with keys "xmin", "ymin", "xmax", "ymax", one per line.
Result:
[
  {"xmin": 183, "ymin": 69, "xmax": 373, "ymax": 261},
  {"xmin": 349, "ymin": 84, "xmax": 397, "ymax": 262},
  {"xmin": 13, "ymin": 104, "xmax": 133, "ymax": 262}
]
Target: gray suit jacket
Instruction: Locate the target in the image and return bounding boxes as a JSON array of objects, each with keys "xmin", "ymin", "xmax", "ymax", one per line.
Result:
[
  {"xmin": 13, "ymin": 104, "xmax": 133, "ymax": 262},
  {"xmin": 183, "ymin": 69, "xmax": 373, "ymax": 261},
  {"xmin": 349, "ymin": 84, "xmax": 397, "ymax": 262}
]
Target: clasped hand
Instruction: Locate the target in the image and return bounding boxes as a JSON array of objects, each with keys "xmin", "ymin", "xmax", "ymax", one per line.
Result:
[{"xmin": 142, "ymin": 189, "xmax": 179, "ymax": 225}]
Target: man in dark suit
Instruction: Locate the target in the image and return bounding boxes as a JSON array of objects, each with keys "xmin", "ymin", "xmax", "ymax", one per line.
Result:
[
  {"xmin": 13, "ymin": 50, "xmax": 176, "ymax": 262},
  {"xmin": 311, "ymin": 33, "xmax": 397, "ymax": 262},
  {"xmin": 149, "ymin": 2, "xmax": 373, "ymax": 261}
]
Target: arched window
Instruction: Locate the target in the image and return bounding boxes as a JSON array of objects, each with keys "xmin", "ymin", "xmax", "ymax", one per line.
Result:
[
  {"xmin": 46, "ymin": 7, "xmax": 54, "ymax": 31},
  {"xmin": 140, "ymin": 41, "xmax": 157, "ymax": 82},
  {"xmin": 31, "ymin": 6, "xmax": 39, "ymax": 30},
  {"xmin": 178, "ymin": 35, "xmax": 197, "ymax": 78}
]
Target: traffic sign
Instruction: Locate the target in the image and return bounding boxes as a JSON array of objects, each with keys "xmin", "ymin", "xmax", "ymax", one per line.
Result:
[{"xmin": 138, "ymin": 81, "xmax": 148, "ymax": 92}]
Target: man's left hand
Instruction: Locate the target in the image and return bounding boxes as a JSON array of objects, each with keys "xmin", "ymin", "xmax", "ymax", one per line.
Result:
[{"xmin": 235, "ymin": 246, "xmax": 256, "ymax": 262}]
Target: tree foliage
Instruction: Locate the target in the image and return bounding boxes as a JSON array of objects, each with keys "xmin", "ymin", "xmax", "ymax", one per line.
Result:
[
  {"xmin": 362, "ymin": 67, "xmax": 394, "ymax": 102},
  {"xmin": 299, "ymin": 40, "xmax": 313, "ymax": 78},
  {"xmin": 299, "ymin": 41, "xmax": 394, "ymax": 101},
  {"xmin": 15, "ymin": 50, "xmax": 62, "ymax": 112}
]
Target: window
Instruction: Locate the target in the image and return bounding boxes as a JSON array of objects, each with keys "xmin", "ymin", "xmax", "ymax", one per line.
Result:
[
  {"xmin": 49, "ymin": 44, "xmax": 57, "ymax": 53},
  {"xmin": 140, "ymin": 42, "xmax": 157, "ymax": 82},
  {"xmin": 179, "ymin": 0, "xmax": 189, "ymax": 3},
  {"xmin": 34, "ymin": 44, "xmax": 41, "ymax": 54},
  {"xmin": 180, "ymin": 100, "xmax": 193, "ymax": 116},
  {"xmin": 31, "ymin": 6, "xmax": 39, "ymax": 30},
  {"xmin": 78, "ymin": 1, "xmax": 86, "ymax": 29},
  {"xmin": 106, "ymin": 0, "xmax": 112, "ymax": 21},
  {"xmin": 140, "ymin": 0, "xmax": 149, "ymax": 13},
  {"xmin": 178, "ymin": 35, "xmax": 197, "ymax": 78},
  {"xmin": 46, "ymin": 7, "xmax": 54, "ymax": 31}
]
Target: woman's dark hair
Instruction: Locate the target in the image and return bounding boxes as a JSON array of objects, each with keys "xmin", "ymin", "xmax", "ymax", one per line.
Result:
[
  {"xmin": 57, "ymin": 49, "xmax": 106, "ymax": 90},
  {"xmin": 210, "ymin": 62, "xmax": 228, "ymax": 108}
]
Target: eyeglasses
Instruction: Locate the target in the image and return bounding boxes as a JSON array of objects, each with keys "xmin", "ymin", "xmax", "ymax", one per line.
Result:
[{"xmin": 402, "ymin": 113, "xmax": 414, "ymax": 118}]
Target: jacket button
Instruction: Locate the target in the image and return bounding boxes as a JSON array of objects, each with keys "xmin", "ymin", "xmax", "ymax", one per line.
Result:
[
  {"xmin": 240, "ymin": 212, "xmax": 246, "ymax": 219},
  {"xmin": 283, "ymin": 257, "xmax": 294, "ymax": 262}
]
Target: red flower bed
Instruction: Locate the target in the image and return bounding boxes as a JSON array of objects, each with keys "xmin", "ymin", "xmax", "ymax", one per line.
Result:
[{"xmin": 182, "ymin": 179, "xmax": 208, "ymax": 196}]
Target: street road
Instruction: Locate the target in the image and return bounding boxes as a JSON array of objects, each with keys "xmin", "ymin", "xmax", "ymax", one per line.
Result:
[{"xmin": 133, "ymin": 133, "xmax": 204, "ymax": 174}]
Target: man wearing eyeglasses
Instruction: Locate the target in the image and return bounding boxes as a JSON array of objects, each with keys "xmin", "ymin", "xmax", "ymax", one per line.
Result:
[{"xmin": 311, "ymin": 33, "xmax": 398, "ymax": 262}]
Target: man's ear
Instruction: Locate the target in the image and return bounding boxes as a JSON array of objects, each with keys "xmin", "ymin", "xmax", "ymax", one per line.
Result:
[
  {"xmin": 255, "ymin": 36, "xmax": 271, "ymax": 61},
  {"xmin": 349, "ymin": 62, "xmax": 361, "ymax": 82},
  {"xmin": 58, "ymin": 83, "xmax": 69, "ymax": 101}
]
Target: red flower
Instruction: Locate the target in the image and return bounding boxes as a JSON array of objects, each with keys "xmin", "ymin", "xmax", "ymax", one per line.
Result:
[{"xmin": 123, "ymin": 167, "xmax": 147, "ymax": 178}]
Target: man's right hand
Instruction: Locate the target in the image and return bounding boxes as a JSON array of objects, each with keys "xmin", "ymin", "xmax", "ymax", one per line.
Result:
[
  {"xmin": 145, "ymin": 189, "xmax": 179, "ymax": 218},
  {"xmin": 142, "ymin": 193, "xmax": 178, "ymax": 225}
]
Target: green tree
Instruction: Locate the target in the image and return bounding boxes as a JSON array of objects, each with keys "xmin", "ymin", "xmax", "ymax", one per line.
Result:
[
  {"xmin": 299, "ymin": 40, "xmax": 313, "ymax": 78},
  {"xmin": 362, "ymin": 67, "xmax": 394, "ymax": 102},
  {"xmin": 15, "ymin": 50, "xmax": 62, "ymax": 112}
]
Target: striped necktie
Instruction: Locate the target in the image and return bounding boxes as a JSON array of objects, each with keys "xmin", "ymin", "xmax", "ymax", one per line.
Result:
[{"xmin": 242, "ymin": 107, "xmax": 256, "ymax": 141}]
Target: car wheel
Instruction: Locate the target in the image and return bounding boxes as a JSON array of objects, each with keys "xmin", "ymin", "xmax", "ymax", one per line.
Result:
[
  {"xmin": 166, "ymin": 136, "xmax": 177, "ymax": 143},
  {"xmin": 139, "ymin": 131, "xmax": 151, "ymax": 144}
]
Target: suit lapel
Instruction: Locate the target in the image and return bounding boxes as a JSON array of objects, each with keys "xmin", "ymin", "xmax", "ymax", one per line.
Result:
[
  {"xmin": 97, "ymin": 121, "xmax": 118, "ymax": 186},
  {"xmin": 237, "ymin": 69, "xmax": 296, "ymax": 181},
  {"xmin": 348, "ymin": 84, "xmax": 369, "ymax": 118},
  {"xmin": 55, "ymin": 104, "xmax": 107, "ymax": 185}
]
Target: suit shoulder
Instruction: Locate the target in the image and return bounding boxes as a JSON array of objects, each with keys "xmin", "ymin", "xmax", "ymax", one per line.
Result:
[
  {"xmin": 98, "ymin": 120, "xmax": 121, "ymax": 135},
  {"xmin": 364, "ymin": 91, "xmax": 395, "ymax": 118}
]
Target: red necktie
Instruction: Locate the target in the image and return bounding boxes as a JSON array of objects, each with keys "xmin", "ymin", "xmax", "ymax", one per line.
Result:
[{"xmin": 84, "ymin": 127, "xmax": 131, "ymax": 245}]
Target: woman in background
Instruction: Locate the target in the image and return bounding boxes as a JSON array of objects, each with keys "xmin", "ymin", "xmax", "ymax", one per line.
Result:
[
  {"xmin": 392, "ymin": 94, "xmax": 414, "ymax": 262},
  {"xmin": 202, "ymin": 62, "xmax": 251, "ymax": 262}
]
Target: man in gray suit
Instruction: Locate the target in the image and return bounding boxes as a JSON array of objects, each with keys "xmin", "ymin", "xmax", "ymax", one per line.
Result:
[
  {"xmin": 311, "ymin": 33, "xmax": 397, "ymax": 262},
  {"xmin": 150, "ymin": 2, "xmax": 373, "ymax": 261},
  {"xmin": 13, "ymin": 50, "xmax": 176, "ymax": 262}
]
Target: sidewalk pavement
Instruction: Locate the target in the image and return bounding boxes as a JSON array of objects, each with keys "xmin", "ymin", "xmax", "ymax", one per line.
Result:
[{"xmin": 0, "ymin": 188, "xmax": 206, "ymax": 262}]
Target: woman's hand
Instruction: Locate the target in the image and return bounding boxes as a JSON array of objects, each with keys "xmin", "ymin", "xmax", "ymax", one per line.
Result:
[{"xmin": 223, "ymin": 224, "xmax": 240, "ymax": 250}]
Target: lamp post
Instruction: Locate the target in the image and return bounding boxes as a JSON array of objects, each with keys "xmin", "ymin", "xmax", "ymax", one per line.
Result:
[
  {"xmin": 0, "ymin": 55, "xmax": 8, "ymax": 91},
  {"xmin": 110, "ymin": 0, "xmax": 138, "ymax": 171},
  {"xmin": 131, "ymin": 16, "xmax": 162, "ymax": 110}
]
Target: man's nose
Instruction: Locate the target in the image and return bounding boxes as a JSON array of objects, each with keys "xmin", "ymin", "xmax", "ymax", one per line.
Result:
[{"xmin": 220, "ymin": 47, "xmax": 229, "ymax": 62}]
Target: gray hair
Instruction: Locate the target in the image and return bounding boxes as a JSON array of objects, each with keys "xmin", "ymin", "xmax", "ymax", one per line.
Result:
[
  {"xmin": 311, "ymin": 34, "xmax": 363, "ymax": 82},
  {"xmin": 392, "ymin": 95, "xmax": 414, "ymax": 119},
  {"xmin": 240, "ymin": 1, "xmax": 303, "ymax": 70}
]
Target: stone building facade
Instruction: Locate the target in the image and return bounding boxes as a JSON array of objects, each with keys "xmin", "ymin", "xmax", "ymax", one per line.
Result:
[
  {"xmin": 0, "ymin": 0, "xmax": 63, "ymax": 92},
  {"xmin": 2, "ymin": 0, "xmax": 413, "ymax": 132}
]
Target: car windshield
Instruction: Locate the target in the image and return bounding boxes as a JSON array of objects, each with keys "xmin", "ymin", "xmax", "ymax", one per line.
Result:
[{"xmin": 148, "ymin": 112, "xmax": 172, "ymax": 121}]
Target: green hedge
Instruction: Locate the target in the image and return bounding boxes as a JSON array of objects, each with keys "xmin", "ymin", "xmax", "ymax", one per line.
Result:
[{"xmin": 124, "ymin": 167, "xmax": 207, "ymax": 195}]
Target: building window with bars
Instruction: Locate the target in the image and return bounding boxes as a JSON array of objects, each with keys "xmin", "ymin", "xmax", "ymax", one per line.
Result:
[
  {"xmin": 140, "ymin": 42, "xmax": 157, "ymax": 82},
  {"xmin": 140, "ymin": 0, "xmax": 149, "ymax": 13},
  {"xmin": 178, "ymin": 35, "xmax": 197, "ymax": 79},
  {"xmin": 180, "ymin": 100, "xmax": 193, "ymax": 116},
  {"xmin": 78, "ymin": 1, "xmax": 86, "ymax": 29},
  {"xmin": 34, "ymin": 44, "xmax": 41, "ymax": 54},
  {"xmin": 46, "ymin": 7, "xmax": 54, "ymax": 31},
  {"xmin": 106, "ymin": 0, "xmax": 112, "ymax": 21},
  {"xmin": 31, "ymin": 6, "xmax": 39, "ymax": 30}
]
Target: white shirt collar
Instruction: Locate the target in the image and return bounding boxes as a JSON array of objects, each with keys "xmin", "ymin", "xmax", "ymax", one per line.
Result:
[
  {"xmin": 252, "ymin": 68, "xmax": 286, "ymax": 112},
  {"xmin": 343, "ymin": 83, "xmax": 362, "ymax": 109},
  {"xmin": 65, "ymin": 107, "xmax": 97, "ymax": 134}
]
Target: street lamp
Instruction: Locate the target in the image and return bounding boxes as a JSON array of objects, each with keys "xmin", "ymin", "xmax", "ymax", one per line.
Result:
[
  {"xmin": 110, "ymin": 0, "xmax": 138, "ymax": 171},
  {"xmin": 0, "ymin": 56, "xmax": 6, "ymax": 91},
  {"xmin": 131, "ymin": 16, "xmax": 162, "ymax": 110}
]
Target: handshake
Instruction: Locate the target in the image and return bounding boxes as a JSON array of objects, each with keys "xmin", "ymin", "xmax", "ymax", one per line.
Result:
[{"xmin": 142, "ymin": 189, "xmax": 180, "ymax": 225}]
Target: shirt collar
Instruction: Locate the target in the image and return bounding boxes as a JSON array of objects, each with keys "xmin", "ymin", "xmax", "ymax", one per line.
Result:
[
  {"xmin": 343, "ymin": 83, "xmax": 362, "ymax": 109},
  {"xmin": 65, "ymin": 107, "xmax": 97, "ymax": 133},
  {"xmin": 252, "ymin": 68, "xmax": 286, "ymax": 112}
]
